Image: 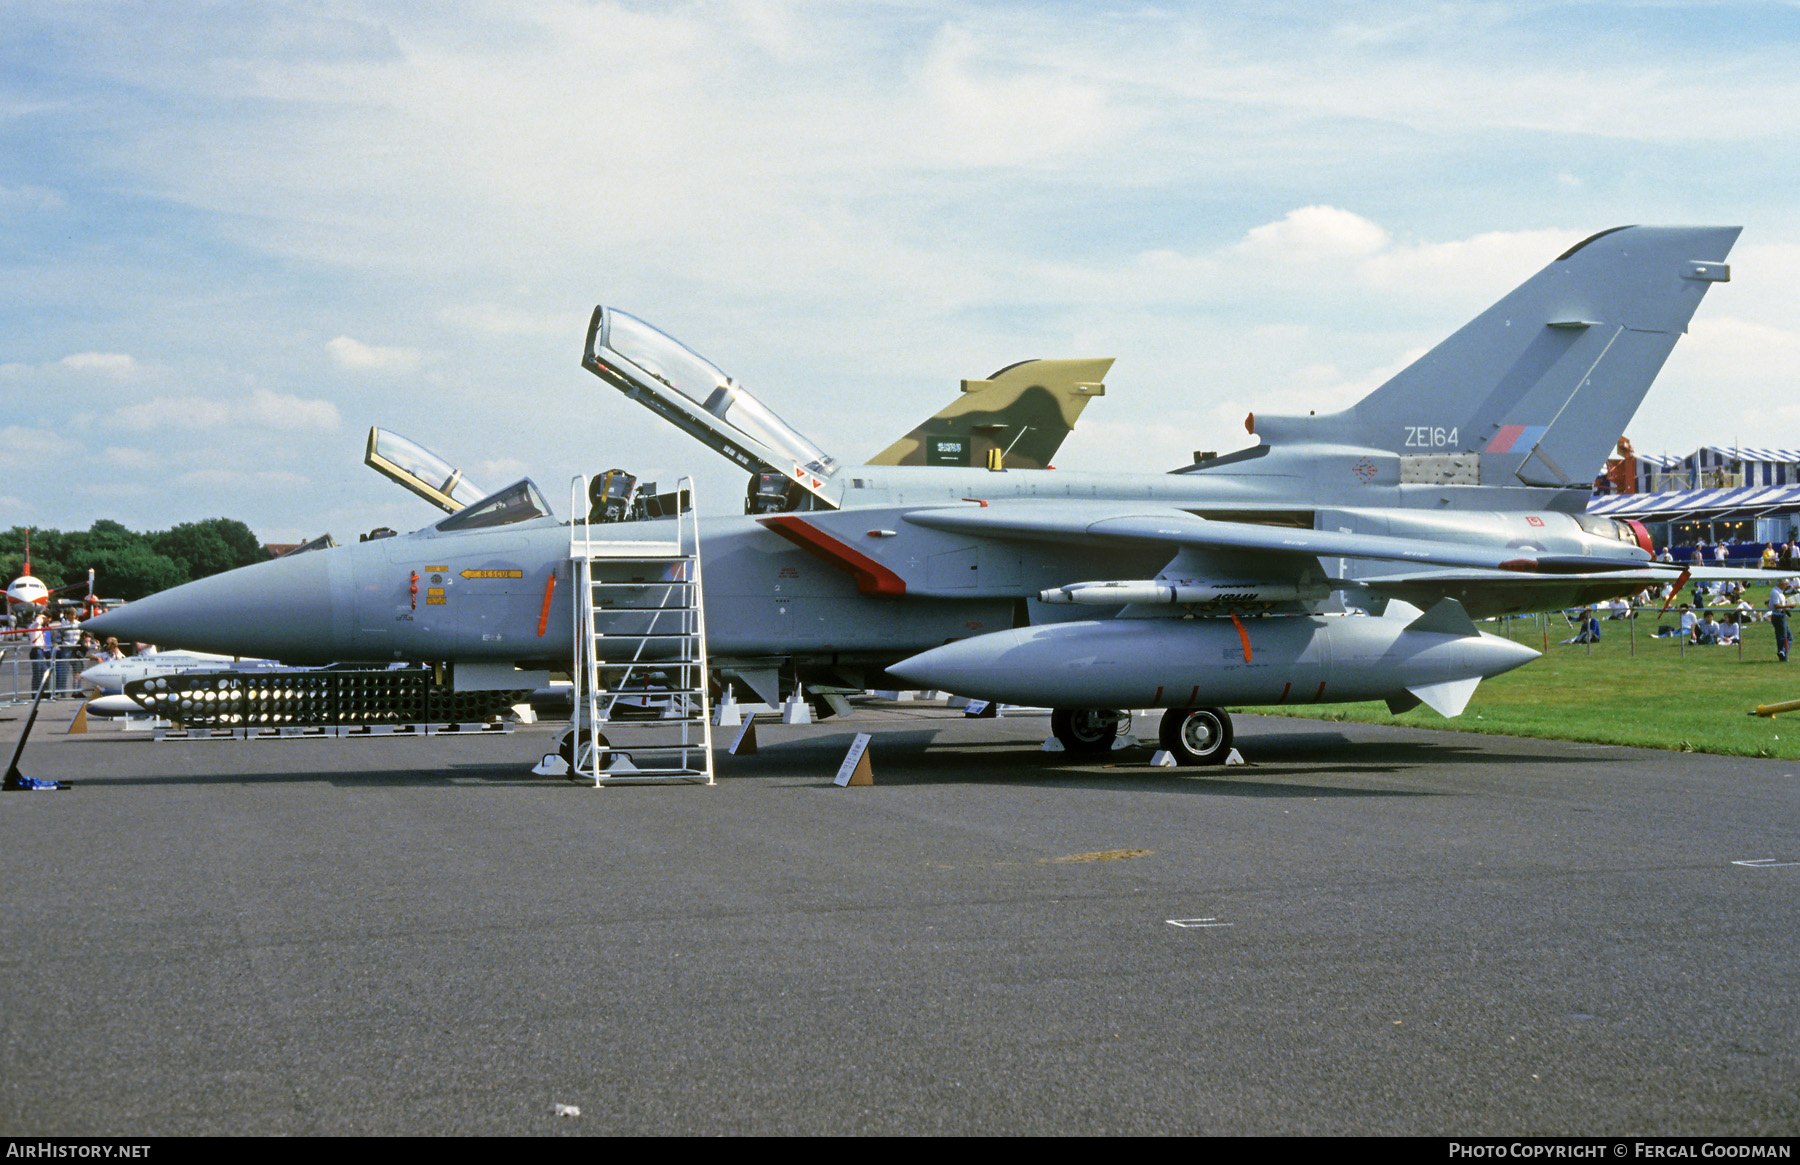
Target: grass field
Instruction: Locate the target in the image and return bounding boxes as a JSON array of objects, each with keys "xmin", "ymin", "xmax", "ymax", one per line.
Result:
[{"xmin": 1246, "ymin": 586, "xmax": 1800, "ymax": 759}]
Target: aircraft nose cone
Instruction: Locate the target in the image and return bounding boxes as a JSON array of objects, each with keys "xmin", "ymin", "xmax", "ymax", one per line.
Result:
[{"xmin": 85, "ymin": 551, "xmax": 339, "ymax": 662}]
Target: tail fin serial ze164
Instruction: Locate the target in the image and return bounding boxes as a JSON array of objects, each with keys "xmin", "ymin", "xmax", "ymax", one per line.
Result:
[{"xmin": 89, "ymin": 225, "xmax": 1741, "ymax": 765}]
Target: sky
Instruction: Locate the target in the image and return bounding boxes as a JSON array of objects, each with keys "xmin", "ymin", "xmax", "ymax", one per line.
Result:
[{"xmin": 4, "ymin": 0, "xmax": 1800, "ymax": 546}]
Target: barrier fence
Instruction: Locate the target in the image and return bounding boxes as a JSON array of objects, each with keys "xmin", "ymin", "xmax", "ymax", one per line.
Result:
[
  {"xmin": 1495, "ymin": 604, "xmax": 1791, "ymax": 661},
  {"xmin": 0, "ymin": 647, "xmax": 95, "ymax": 705}
]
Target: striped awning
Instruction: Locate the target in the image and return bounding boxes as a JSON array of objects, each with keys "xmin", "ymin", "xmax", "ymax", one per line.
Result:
[
  {"xmin": 1588, "ymin": 484, "xmax": 1800, "ymax": 520},
  {"xmin": 1692, "ymin": 446, "xmax": 1800, "ymax": 464}
]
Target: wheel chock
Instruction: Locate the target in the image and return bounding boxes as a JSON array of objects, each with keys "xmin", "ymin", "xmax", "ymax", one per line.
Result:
[
  {"xmin": 531, "ymin": 753, "xmax": 569, "ymax": 777},
  {"xmin": 1149, "ymin": 750, "xmax": 1177, "ymax": 767}
]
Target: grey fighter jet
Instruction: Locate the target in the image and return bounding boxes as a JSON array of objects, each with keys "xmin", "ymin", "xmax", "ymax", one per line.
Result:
[{"xmin": 89, "ymin": 225, "xmax": 1740, "ymax": 764}]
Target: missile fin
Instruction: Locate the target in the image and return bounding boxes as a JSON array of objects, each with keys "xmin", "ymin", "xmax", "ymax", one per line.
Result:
[
  {"xmin": 1385, "ymin": 692, "xmax": 1423, "ymax": 715},
  {"xmin": 1404, "ymin": 597, "xmax": 1479, "ymax": 638},
  {"xmin": 1405, "ymin": 676, "xmax": 1480, "ymax": 718}
]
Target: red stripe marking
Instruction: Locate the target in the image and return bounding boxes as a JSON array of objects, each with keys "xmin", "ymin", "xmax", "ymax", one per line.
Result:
[
  {"xmin": 1152, "ymin": 685, "xmax": 1163, "ymax": 704},
  {"xmin": 1230, "ymin": 612, "xmax": 1252, "ymax": 663},
  {"xmin": 1314, "ymin": 682, "xmax": 1326, "ymax": 703},
  {"xmin": 1277, "ymin": 682, "xmax": 1291, "ymax": 705},
  {"xmin": 760, "ymin": 516, "xmax": 907, "ymax": 597},
  {"xmin": 537, "ymin": 573, "xmax": 556, "ymax": 637}
]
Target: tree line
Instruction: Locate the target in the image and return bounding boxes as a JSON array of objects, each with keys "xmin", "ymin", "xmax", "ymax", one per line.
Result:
[{"xmin": 1, "ymin": 519, "xmax": 268, "ymax": 603}]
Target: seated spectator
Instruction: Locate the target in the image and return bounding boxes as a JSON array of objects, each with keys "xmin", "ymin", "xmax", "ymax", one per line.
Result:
[
  {"xmin": 1561, "ymin": 609, "xmax": 1602, "ymax": 644},
  {"xmin": 1696, "ymin": 612, "xmax": 1722, "ymax": 645},
  {"xmin": 1680, "ymin": 604, "xmax": 1698, "ymax": 641}
]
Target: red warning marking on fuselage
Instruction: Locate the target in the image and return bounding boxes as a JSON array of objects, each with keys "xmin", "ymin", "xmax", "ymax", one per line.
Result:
[{"xmin": 1229, "ymin": 612, "xmax": 1252, "ymax": 663}]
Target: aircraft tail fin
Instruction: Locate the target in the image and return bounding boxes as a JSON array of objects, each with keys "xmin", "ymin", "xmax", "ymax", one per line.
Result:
[
  {"xmin": 866, "ymin": 358, "xmax": 1112, "ymax": 470},
  {"xmin": 1248, "ymin": 226, "xmax": 1740, "ymax": 491}
]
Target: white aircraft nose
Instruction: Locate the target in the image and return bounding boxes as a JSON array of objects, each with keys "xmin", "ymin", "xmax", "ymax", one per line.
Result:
[{"xmin": 81, "ymin": 660, "xmax": 127, "ymax": 695}]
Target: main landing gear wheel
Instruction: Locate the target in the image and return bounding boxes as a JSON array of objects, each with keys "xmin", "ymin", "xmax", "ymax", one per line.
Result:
[
  {"xmin": 557, "ymin": 727, "xmax": 612, "ymax": 774},
  {"xmin": 1159, "ymin": 707, "xmax": 1233, "ymax": 766},
  {"xmin": 1050, "ymin": 707, "xmax": 1129, "ymax": 754}
]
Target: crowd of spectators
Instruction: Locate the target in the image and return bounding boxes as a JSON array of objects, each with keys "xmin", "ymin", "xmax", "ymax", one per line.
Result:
[
  {"xmin": 1580, "ymin": 542, "xmax": 1800, "ymax": 658},
  {"xmin": 5, "ymin": 607, "xmax": 147, "ymax": 697}
]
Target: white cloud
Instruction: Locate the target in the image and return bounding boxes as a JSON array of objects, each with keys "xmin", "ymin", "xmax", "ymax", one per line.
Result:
[
  {"xmin": 102, "ymin": 446, "xmax": 157, "ymax": 469},
  {"xmin": 439, "ymin": 304, "xmax": 583, "ymax": 337},
  {"xmin": 0, "ymin": 182, "xmax": 64, "ymax": 210},
  {"xmin": 477, "ymin": 457, "xmax": 529, "ymax": 482},
  {"xmin": 110, "ymin": 389, "xmax": 339, "ymax": 432},
  {"xmin": 1235, "ymin": 206, "xmax": 1390, "ymax": 261},
  {"xmin": 0, "ymin": 426, "xmax": 86, "ymax": 465},
  {"xmin": 326, "ymin": 336, "xmax": 424, "ymax": 373},
  {"xmin": 906, "ymin": 22, "xmax": 1120, "ymax": 167},
  {"xmin": 8, "ymin": 2, "xmax": 1800, "ymax": 539},
  {"xmin": 175, "ymin": 469, "xmax": 313, "ymax": 490},
  {"xmin": 59, "ymin": 352, "xmax": 140, "ymax": 380}
]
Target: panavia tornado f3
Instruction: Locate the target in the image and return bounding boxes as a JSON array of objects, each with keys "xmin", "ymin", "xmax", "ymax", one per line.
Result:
[{"xmin": 91, "ymin": 225, "xmax": 1741, "ymax": 764}]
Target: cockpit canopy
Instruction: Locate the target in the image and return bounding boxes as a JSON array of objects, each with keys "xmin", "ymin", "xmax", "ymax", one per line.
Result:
[
  {"xmin": 434, "ymin": 478, "xmax": 553, "ymax": 533},
  {"xmin": 584, "ymin": 307, "xmax": 840, "ymax": 508}
]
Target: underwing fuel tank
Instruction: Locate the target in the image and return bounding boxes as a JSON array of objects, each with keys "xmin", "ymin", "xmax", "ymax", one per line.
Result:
[{"xmin": 886, "ymin": 600, "xmax": 1538, "ymax": 715}]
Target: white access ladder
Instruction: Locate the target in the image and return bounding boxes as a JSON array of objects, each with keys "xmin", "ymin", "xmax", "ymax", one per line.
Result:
[{"xmin": 567, "ymin": 475, "xmax": 714, "ymax": 785}]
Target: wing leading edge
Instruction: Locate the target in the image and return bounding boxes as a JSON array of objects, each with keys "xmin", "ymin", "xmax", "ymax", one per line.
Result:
[{"xmin": 902, "ymin": 502, "xmax": 1652, "ymax": 577}]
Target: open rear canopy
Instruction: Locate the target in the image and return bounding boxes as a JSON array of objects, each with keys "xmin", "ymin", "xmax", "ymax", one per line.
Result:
[{"xmin": 583, "ymin": 307, "xmax": 840, "ymax": 508}]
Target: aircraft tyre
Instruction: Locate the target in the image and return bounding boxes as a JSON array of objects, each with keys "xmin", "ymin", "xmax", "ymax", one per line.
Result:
[
  {"xmin": 1051, "ymin": 707, "xmax": 1128, "ymax": 754},
  {"xmin": 1159, "ymin": 707, "xmax": 1233, "ymax": 766},
  {"xmin": 557, "ymin": 727, "xmax": 612, "ymax": 773}
]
